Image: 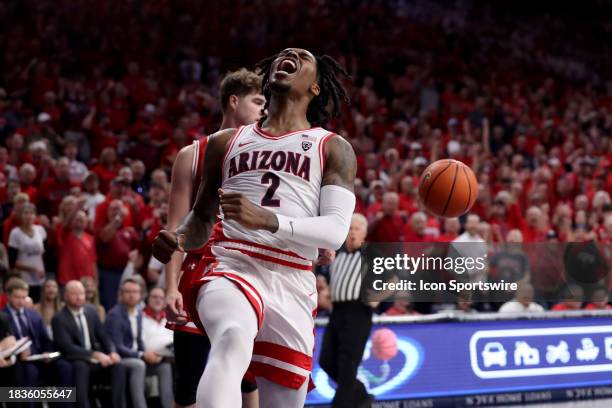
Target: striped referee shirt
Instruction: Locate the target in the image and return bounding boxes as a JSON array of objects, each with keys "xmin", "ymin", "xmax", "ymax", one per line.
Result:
[{"xmin": 330, "ymin": 246, "xmax": 363, "ymax": 302}]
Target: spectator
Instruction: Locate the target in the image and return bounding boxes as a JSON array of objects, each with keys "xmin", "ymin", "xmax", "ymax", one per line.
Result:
[
  {"xmin": 0, "ymin": 311, "xmax": 17, "ymax": 383},
  {"xmin": 438, "ymin": 217, "xmax": 460, "ymax": 242},
  {"xmin": 530, "ymin": 229, "xmax": 566, "ymax": 305},
  {"xmin": 18, "ymin": 163, "xmax": 37, "ymax": 201},
  {"xmin": 2, "ymin": 278, "xmax": 72, "ymax": 391},
  {"xmin": 452, "ymin": 214, "xmax": 488, "ymax": 284},
  {"xmin": 81, "ymin": 276, "xmax": 106, "ymax": 322},
  {"xmin": 552, "ymin": 285, "xmax": 585, "ymax": 311},
  {"xmin": 82, "ymin": 172, "xmax": 106, "ymax": 223},
  {"xmin": 56, "ymin": 197, "xmax": 97, "ymax": 286},
  {"xmin": 52, "ymin": 280, "xmax": 127, "ymax": 408},
  {"xmin": 33, "ymin": 278, "xmax": 63, "ymax": 338},
  {"xmin": 521, "ymin": 206, "xmax": 546, "ymax": 242},
  {"xmin": 89, "ymin": 147, "xmax": 121, "ymax": 194},
  {"xmin": 3, "ymin": 192, "xmax": 31, "ymax": 244},
  {"xmin": 8, "ymin": 203, "xmax": 46, "ymax": 302},
  {"xmin": 404, "ymin": 211, "xmax": 433, "ymax": 242},
  {"xmin": 35, "ymin": 157, "xmax": 78, "ymax": 217},
  {"xmin": 95, "ymin": 199, "xmax": 139, "ymax": 310},
  {"xmin": 94, "ymin": 177, "xmax": 136, "ymax": 229},
  {"xmin": 64, "ymin": 141, "xmax": 88, "ymax": 184},
  {"xmin": 130, "ymin": 160, "xmax": 147, "ymax": 197},
  {"xmin": 585, "ymin": 287, "xmax": 612, "ymax": 310},
  {"xmin": 454, "ymin": 293, "xmax": 477, "ymax": 313},
  {"xmin": 499, "ymin": 284, "xmax": 544, "ymax": 313},
  {"xmin": 368, "ymin": 192, "xmax": 406, "ymax": 242},
  {"xmin": 384, "ymin": 298, "xmax": 420, "ymax": 316},
  {"xmin": 1, "ymin": 179, "xmax": 23, "ymax": 222},
  {"xmin": 142, "ymin": 287, "xmax": 173, "ymax": 358},
  {"xmin": 105, "ymin": 278, "xmax": 173, "ymax": 408},
  {"xmin": 489, "ymin": 229, "xmax": 531, "ymax": 286},
  {"xmin": 0, "ymin": 242, "xmax": 9, "ymax": 280}
]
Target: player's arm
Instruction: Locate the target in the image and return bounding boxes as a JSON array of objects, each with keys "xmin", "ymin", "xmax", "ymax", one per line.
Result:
[
  {"xmin": 162, "ymin": 145, "xmax": 195, "ymax": 320},
  {"xmin": 153, "ymin": 128, "xmax": 235, "ymax": 262},
  {"xmin": 220, "ymin": 135, "xmax": 357, "ymax": 250}
]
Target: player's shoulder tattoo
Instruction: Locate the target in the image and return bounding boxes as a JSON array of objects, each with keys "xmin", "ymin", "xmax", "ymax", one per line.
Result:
[{"xmin": 322, "ymin": 134, "xmax": 357, "ymax": 191}]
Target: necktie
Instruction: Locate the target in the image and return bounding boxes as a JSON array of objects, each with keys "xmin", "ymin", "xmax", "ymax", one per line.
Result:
[
  {"xmin": 76, "ymin": 313, "xmax": 86, "ymax": 345},
  {"xmin": 18, "ymin": 311, "xmax": 30, "ymax": 338}
]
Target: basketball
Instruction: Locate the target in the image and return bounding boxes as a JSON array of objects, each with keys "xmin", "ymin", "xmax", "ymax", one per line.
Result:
[{"xmin": 418, "ymin": 159, "xmax": 478, "ymax": 218}]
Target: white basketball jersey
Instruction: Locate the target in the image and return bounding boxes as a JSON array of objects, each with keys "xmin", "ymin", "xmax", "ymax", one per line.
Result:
[{"xmin": 218, "ymin": 123, "xmax": 334, "ymax": 261}]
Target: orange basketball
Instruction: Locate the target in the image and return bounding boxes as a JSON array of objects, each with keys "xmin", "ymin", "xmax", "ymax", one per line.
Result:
[{"xmin": 418, "ymin": 159, "xmax": 478, "ymax": 218}]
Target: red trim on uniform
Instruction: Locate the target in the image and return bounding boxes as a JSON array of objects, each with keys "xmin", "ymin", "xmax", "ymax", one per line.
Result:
[
  {"xmin": 224, "ymin": 247, "xmax": 312, "ymax": 271},
  {"xmin": 192, "ymin": 269, "xmax": 265, "ymax": 331},
  {"xmin": 248, "ymin": 361, "xmax": 308, "ymax": 390},
  {"xmin": 221, "ymin": 126, "xmax": 244, "ymax": 170},
  {"xmin": 318, "ymin": 132, "xmax": 334, "ymax": 174},
  {"xmin": 218, "ymin": 238, "xmax": 308, "ymax": 260},
  {"xmin": 254, "ymin": 123, "xmax": 322, "ymax": 140},
  {"xmin": 165, "ymin": 322, "xmax": 206, "ymax": 335},
  {"xmin": 253, "ymin": 341, "xmax": 312, "ymax": 371}
]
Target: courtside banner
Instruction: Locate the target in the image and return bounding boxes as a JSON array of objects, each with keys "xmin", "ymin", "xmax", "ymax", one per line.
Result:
[
  {"xmin": 361, "ymin": 242, "xmax": 612, "ymax": 303},
  {"xmin": 305, "ymin": 316, "xmax": 612, "ymax": 406}
]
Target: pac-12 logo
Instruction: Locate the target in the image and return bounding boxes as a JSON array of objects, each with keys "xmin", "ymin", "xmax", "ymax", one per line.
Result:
[{"xmin": 301, "ymin": 141, "xmax": 313, "ymax": 151}]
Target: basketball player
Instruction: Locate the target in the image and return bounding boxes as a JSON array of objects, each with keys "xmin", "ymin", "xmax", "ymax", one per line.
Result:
[
  {"xmin": 165, "ymin": 68, "xmax": 264, "ymax": 408},
  {"xmin": 153, "ymin": 48, "xmax": 357, "ymax": 407}
]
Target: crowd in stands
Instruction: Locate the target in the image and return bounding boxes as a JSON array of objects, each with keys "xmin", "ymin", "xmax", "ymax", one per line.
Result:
[{"xmin": 0, "ymin": 0, "xmax": 611, "ymax": 401}]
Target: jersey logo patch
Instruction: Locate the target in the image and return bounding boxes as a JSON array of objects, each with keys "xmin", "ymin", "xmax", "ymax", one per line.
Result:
[{"xmin": 301, "ymin": 141, "xmax": 312, "ymax": 151}]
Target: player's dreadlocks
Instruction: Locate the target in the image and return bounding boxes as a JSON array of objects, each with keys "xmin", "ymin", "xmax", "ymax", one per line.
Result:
[{"xmin": 255, "ymin": 53, "xmax": 350, "ymax": 126}]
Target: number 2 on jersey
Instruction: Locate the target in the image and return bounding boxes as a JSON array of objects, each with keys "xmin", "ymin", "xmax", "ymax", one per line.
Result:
[{"xmin": 261, "ymin": 172, "xmax": 280, "ymax": 207}]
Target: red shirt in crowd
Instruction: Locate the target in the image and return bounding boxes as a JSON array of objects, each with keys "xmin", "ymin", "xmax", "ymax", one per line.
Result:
[
  {"xmin": 96, "ymin": 226, "xmax": 139, "ymax": 270},
  {"xmin": 585, "ymin": 303, "xmax": 612, "ymax": 310},
  {"xmin": 56, "ymin": 224, "xmax": 97, "ymax": 285},
  {"xmin": 35, "ymin": 178, "xmax": 80, "ymax": 217},
  {"xmin": 369, "ymin": 214, "xmax": 406, "ymax": 242},
  {"xmin": 89, "ymin": 163, "xmax": 121, "ymax": 194}
]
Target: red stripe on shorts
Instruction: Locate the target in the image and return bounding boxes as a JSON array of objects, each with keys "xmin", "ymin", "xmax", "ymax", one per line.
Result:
[{"xmin": 253, "ymin": 341, "xmax": 312, "ymax": 371}]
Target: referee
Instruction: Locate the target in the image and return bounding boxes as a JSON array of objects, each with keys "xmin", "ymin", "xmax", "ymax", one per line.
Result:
[{"xmin": 319, "ymin": 213, "xmax": 373, "ymax": 408}]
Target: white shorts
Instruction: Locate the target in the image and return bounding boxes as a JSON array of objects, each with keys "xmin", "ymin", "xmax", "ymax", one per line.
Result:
[{"xmin": 186, "ymin": 243, "xmax": 317, "ymax": 390}]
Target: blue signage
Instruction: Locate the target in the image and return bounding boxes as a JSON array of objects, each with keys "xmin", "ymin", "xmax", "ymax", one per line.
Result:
[{"xmin": 306, "ymin": 317, "xmax": 612, "ymax": 405}]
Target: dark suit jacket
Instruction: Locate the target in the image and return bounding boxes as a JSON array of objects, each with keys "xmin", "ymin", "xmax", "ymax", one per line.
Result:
[
  {"xmin": 3, "ymin": 306, "xmax": 53, "ymax": 354},
  {"xmin": 52, "ymin": 304, "xmax": 116, "ymax": 361},
  {"xmin": 104, "ymin": 304, "xmax": 144, "ymax": 358},
  {"xmin": 0, "ymin": 311, "xmax": 11, "ymax": 338}
]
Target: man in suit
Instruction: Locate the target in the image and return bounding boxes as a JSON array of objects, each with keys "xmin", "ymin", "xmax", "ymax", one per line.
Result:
[
  {"xmin": 3, "ymin": 278, "xmax": 72, "ymax": 394},
  {"xmin": 52, "ymin": 280, "xmax": 127, "ymax": 408},
  {"xmin": 0, "ymin": 310, "xmax": 17, "ymax": 385},
  {"xmin": 105, "ymin": 277, "xmax": 173, "ymax": 408}
]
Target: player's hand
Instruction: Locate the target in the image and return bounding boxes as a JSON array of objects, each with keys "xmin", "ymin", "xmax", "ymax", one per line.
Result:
[
  {"xmin": 165, "ymin": 288, "xmax": 188, "ymax": 324},
  {"xmin": 317, "ymin": 249, "xmax": 336, "ymax": 266},
  {"xmin": 219, "ymin": 189, "xmax": 278, "ymax": 232},
  {"xmin": 152, "ymin": 230, "xmax": 185, "ymax": 264}
]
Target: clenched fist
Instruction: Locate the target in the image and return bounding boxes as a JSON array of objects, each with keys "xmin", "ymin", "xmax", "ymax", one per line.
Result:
[{"xmin": 219, "ymin": 189, "xmax": 279, "ymax": 232}]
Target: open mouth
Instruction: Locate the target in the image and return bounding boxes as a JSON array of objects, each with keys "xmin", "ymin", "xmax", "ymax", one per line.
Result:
[{"xmin": 277, "ymin": 58, "xmax": 298, "ymax": 74}]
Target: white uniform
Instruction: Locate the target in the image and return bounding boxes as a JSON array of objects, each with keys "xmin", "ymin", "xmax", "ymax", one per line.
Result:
[{"xmin": 185, "ymin": 123, "xmax": 335, "ymax": 390}]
